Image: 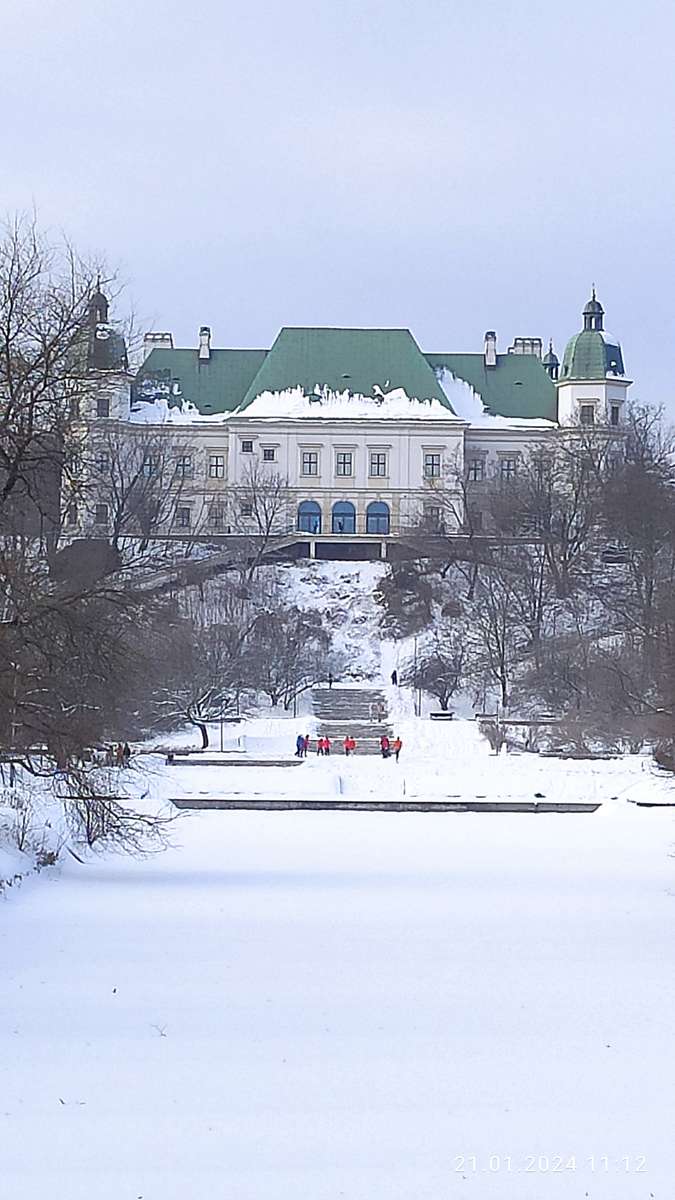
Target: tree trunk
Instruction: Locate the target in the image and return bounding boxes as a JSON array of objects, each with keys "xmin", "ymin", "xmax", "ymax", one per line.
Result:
[{"xmin": 197, "ymin": 722, "xmax": 209, "ymax": 749}]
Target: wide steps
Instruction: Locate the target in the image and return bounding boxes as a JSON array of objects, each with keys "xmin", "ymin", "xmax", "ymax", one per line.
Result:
[{"xmin": 312, "ymin": 685, "xmax": 395, "ymax": 756}]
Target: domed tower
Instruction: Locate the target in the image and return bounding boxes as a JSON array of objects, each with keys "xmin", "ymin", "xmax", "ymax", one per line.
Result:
[
  {"xmin": 557, "ymin": 290, "xmax": 631, "ymax": 427},
  {"xmin": 543, "ymin": 340, "xmax": 559, "ymax": 380}
]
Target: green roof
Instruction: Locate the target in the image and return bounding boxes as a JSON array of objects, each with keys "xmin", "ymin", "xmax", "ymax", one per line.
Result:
[
  {"xmin": 560, "ymin": 330, "xmax": 625, "ymax": 381},
  {"xmin": 134, "ymin": 330, "xmax": 559, "ymax": 421},
  {"xmin": 135, "ymin": 347, "xmax": 267, "ymax": 414},
  {"xmin": 237, "ymin": 327, "xmax": 451, "ymax": 410},
  {"xmin": 425, "ymin": 352, "xmax": 557, "ymax": 420}
]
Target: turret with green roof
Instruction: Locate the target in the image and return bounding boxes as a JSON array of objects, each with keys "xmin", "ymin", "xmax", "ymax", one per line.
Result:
[{"xmin": 560, "ymin": 289, "xmax": 625, "ymax": 381}]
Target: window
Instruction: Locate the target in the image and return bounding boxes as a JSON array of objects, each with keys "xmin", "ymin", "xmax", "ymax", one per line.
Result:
[
  {"xmin": 369, "ymin": 451, "xmax": 388, "ymax": 477},
  {"xmin": 336, "ymin": 451, "xmax": 353, "ymax": 477},
  {"xmin": 65, "ymin": 503, "xmax": 77, "ymax": 526},
  {"xmin": 208, "ymin": 454, "xmax": 225, "ymax": 478},
  {"xmin": 297, "ymin": 500, "xmax": 322, "ymax": 533},
  {"xmin": 500, "ymin": 458, "xmax": 517, "ymax": 481},
  {"xmin": 302, "ymin": 451, "xmax": 319, "ymax": 476},
  {"xmin": 95, "ymin": 451, "xmax": 110, "ymax": 474},
  {"xmin": 96, "ymin": 396, "xmax": 110, "ymax": 418},
  {"xmin": 579, "ymin": 404, "xmax": 595, "ymax": 426},
  {"xmin": 94, "ymin": 503, "xmax": 108, "ymax": 524},
  {"xmin": 175, "ymin": 506, "xmax": 191, "ymax": 529},
  {"xmin": 467, "ymin": 508, "xmax": 483, "ymax": 531},
  {"xmin": 610, "ymin": 404, "xmax": 620, "ymax": 427},
  {"xmin": 423, "ymin": 505, "xmax": 444, "ymax": 532},
  {"xmin": 423, "ymin": 452, "xmax": 441, "ymax": 479},
  {"xmin": 467, "ymin": 458, "xmax": 485, "ymax": 482},
  {"xmin": 69, "ymin": 396, "xmax": 80, "ymax": 420},
  {"xmin": 366, "ymin": 501, "xmax": 390, "ymax": 534},
  {"xmin": 240, "ymin": 501, "xmax": 253, "ymax": 517},
  {"xmin": 175, "ymin": 454, "xmax": 193, "ymax": 478},
  {"xmin": 332, "ymin": 501, "xmax": 356, "ymax": 534},
  {"xmin": 241, "ymin": 440, "xmax": 254, "ymax": 454},
  {"xmin": 262, "ymin": 447, "xmax": 276, "ymax": 462},
  {"xmin": 142, "ymin": 455, "xmax": 158, "ymax": 478},
  {"xmin": 208, "ymin": 505, "xmax": 225, "ymax": 528}
]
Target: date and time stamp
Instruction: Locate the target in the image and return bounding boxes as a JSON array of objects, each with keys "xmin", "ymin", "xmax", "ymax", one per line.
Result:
[{"xmin": 453, "ymin": 1154, "xmax": 648, "ymax": 1175}]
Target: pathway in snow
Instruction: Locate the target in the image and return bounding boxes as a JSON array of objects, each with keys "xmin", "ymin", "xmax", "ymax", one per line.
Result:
[{"xmin": 2, "ymin": 723, "xmax": 675, "ymax": 1199}]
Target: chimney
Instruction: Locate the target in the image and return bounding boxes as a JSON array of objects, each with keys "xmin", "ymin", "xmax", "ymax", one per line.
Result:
[
  {"xmin": 508, "ymin": 337, "xmax": 543, "ymax": 358},
  {"xmin": 143, "ymin": 331, "xmax": 174, "ymax": 361},
  {"xmin": 198, "ymin": 325, "xmax": 211, "ymax": 361},
  {"xmin": 484, "ymin": 330, "xmax": 497, "ymax": 368}
]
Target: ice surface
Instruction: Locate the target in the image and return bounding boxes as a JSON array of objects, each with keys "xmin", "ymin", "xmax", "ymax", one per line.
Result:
[{"xmin": 2, "ymin": 708, "xmax": 675, "ymax": 1199}]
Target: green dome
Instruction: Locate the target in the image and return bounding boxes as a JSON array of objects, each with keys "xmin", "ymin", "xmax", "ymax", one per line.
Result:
[{"xmin": 560, "ymin": 329, "xmax": 625, "ymax": 381}]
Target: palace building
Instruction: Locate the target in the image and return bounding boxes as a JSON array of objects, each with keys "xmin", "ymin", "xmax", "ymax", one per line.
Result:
[{"xmin": 72, "ymin": 291, "xmax": 631, "ymax": 556}]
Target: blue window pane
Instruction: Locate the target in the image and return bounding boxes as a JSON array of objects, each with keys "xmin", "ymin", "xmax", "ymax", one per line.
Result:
[{"xmin": 332, "ymin": 501, "xmax": 356, "ymax": 534}]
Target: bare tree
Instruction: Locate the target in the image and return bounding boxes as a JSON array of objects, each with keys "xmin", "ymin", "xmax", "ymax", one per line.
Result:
[
  {"xmin": 87, "ymin": 427, "xmax": 196, "ymax": 561},
  {"xmin": 402, "ymin": 626, "xmax": 466, "ymax": 711},
  {"xmin": 230, "ymin": 462, "xmax": 292, "ymax": 579}
]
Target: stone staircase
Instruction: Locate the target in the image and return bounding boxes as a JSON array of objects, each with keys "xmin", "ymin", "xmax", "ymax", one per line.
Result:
[{"xmin": 311, "ymin": 685, "xmax": 392, "ymax": 756}]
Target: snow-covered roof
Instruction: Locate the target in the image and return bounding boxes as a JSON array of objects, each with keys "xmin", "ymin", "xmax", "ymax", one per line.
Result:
[{"xmin": 437, "ymin": 369, "xmax": 557, "ymax": 429}]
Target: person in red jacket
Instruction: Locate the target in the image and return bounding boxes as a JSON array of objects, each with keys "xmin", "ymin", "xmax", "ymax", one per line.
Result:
[
  {"xmin": 316, "ymin": 736, "xmax": 325, "ymax": 756},
  {"xmin": 323, "ymin": 736, "xmax": 331, "ymax": 756},
  {"xmin": 380, "ymin": 734, "xmax": 390, "ymax": 759},
  {"xmin": 343, "ymin": 735, "xmax": 356, "ymax": 756}
]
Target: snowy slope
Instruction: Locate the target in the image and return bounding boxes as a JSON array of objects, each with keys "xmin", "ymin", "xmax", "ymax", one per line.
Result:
[{"xmin": 277, "ymin": 560, "xmax": 388, "ymax": 680}]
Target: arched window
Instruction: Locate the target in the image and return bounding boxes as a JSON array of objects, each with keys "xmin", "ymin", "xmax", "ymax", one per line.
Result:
[
  {"xmin": 366, "ymin": 500, "xmax": 390, "ymax": 535},
  {"xmin": 297, "ymin": 500, "xmax": 322, "ymax": 534},
  {"xmin": 332, "ymin": 500, "xmax": 356, "ymax": 534}
]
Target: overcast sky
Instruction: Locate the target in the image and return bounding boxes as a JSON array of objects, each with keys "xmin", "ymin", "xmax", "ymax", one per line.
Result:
[{"xmin": 2, "ymin": 0, "xmax": 674, "ymax": 407}]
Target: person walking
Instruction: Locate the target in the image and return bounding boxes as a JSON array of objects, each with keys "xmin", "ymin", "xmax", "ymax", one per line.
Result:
[
  {"xmin": 316, "ymin": 736, "xmax": 325, "ymax": 756},
  {"xmin": 343, "ymin": 735, "xmax": 351, "ymax": 756},
  {"xmin": 323, "ymin": 736, "xmax": 331, "ymax": 757},
  {"xmin": 303, "ymin": 734, "xmax": 310, "ymax": 758},
  {"xmin": 122, "ymin": 742, "xmax": 131, "ymax": 767},
  {"xmin": 392, "ymin": 736, "xmax": 402, "ymax": 763},
  {"xmin": 380, "ymin": 734, "xmax": 390, "ymax": 759},
  {"xmin": 295, "ymin": 733, "xmax": 305, "ymax": 758},
  {"xmin": 391, "ymin": 670, "xmax": 398, "ymax": 686},
  {"xmin": 115, "ymin": 742, "xmax": 125, "ymax": 767}
]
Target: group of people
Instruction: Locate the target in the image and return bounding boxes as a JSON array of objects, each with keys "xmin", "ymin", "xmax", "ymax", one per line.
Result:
[
  {"xmin": 380, "ymin": 734, "xmax": 403, "ymax": 761},
  {"xmin": 295, "ymin": 734, "xmax": 357, "ymax": 757},
  {"xmin": 94, "ymin": 742, "xmax": 132, "ymax": 767},
  {"xmin": 294, "ymin": 733, "xmax": 402, "ymax": 760}
]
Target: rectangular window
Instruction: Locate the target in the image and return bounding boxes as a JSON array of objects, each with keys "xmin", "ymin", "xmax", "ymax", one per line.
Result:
[
  {"xmin": 208, "ymin": 505, "xmax": 225, "ymax": 528},
  {"xmin": 94, "ymin": 503, "xmax": 108, "ymax": 524},
  {"xmin": 65, "ymin": 503, "xmax": 77, "ymax": 526},
  {"xmin": 262, "ymin": 447, "xmax": 276, "ymax": 462},
  {"xmin": 241, "ymin": 439, "xmax": 254, "ymax": 454},
  {"xmin": 423, "ymin": 505, "xmax": 443, "ymax": 531},
  {"xmin": 610, "ymin": 404, "xmax": 620, "ymax": 427},
  {"xmin": 142, "ymin": 455, "xmax": 158, "ymax": 478},
  {"xmin": 369, "ymin": 451, "xmax": 388, "ymax": 477},
  {"xmin": 175, "ymin": 506, "xmax": 191, "ymax": 528},
  {"xmin": 423, "ymin": 452, "xmax": 441, "ymax": 478},
  {"xmin": 95, "ymin": 451, "xmax": 110, "ymax": 474},
  {"xmin": 468, "ymin": 508, "xmax": 483, "ymax": 530},
  {"xmin": 208, "ymin": 454, "xmax": 225, "ymax": 479},
  {"xmin": 579, "ymin": 404, "xmax": 595, "ymax": 426},
  {"xmin": 96, "ymin": 396, "xmax": 110, "ymax": 418},
  {"xmin": 500, "ymin": 458, "xmax": 517, "ymax": 481},
  {"xmin": 467, "ymin": 458, "xmax": 485, "ymax": 482},
  {"xmin": 336, "ymin": 451, "xmax": 353, "ymax": 476},
  {"xmin": 175, "ymin": 454, "xmax": 193, "ymax": 478},
  {"xmin": 302, "ymin": 451, "xmax": 319, "ymax": 476},
  {"xmin": 241, "ymin": 501, "xmax": 253, "ymax": 517}
]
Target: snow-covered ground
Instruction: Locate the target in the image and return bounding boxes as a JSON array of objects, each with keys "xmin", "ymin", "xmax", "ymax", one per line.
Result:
[{"xmin": 2, "ymin": 714, "xmax": 675, "ymax": 1199}]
